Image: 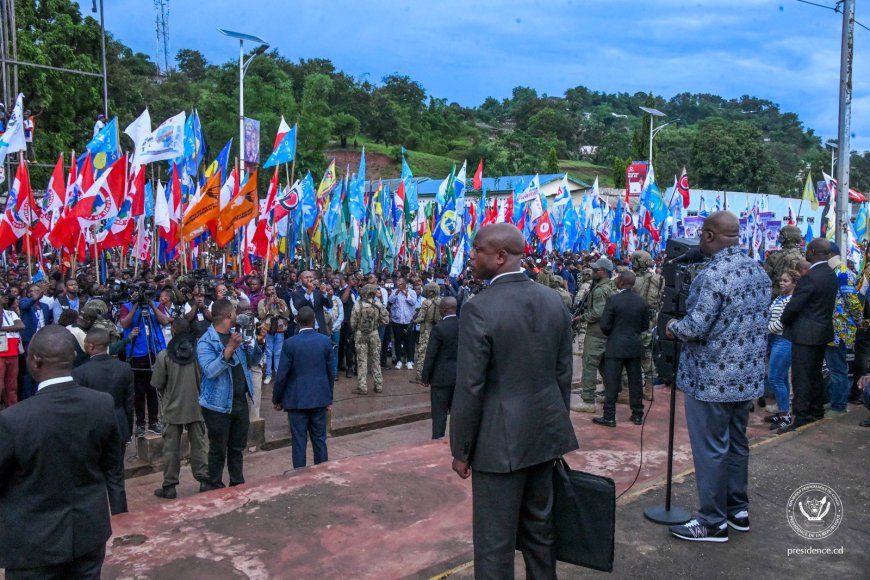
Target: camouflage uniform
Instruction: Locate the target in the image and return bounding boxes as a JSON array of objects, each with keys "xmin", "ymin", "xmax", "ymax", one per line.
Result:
[
  {"xmin": 578, "ymin": 277, "xmax": 615, "ymax": 404},
  {"xmin": 630, "ymin": 251, "xmax": 663, "ymax": 401},
  {"xmin": 572, "ymin": 269, "xmax": 593, "ymax": 352},
  {"xmin": 84, "ymin": 299, "xmax": 121, "ymax": 342},
  {"xmin": 414, "ymin": 283, "xmax": 441, "ymax": 381},
  {"xmin": 351, "ymin": 285, "xmax": 390, "ymax": 393},
  {"xmin": 764, "ymin": 225, "xmax": 803, "ymax": 296},
  {"xmin": 545, "ymin": 275, "xmax": 573, "ymax": 311}
]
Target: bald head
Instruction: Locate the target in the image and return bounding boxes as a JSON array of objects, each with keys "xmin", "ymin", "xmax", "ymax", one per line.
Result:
[
  {"xmin": 477, "ymin": 223, "xmax": 525, "ymax": 256},
  {"xmin": 807, "ymin": 238, "xmax": 831, "ymax": 264},
  {"xmin": 27, "ymin": 325, "xmax": 78, "ymax": 383},
  {"xmin": 440, "ymin": 296, "xmax": 457, "ymax": 316},
  {"xmin": 700, "ymin": 211, "xmax": 740, "ymax": 256},
  {"xmin": 617, "ymin": 270, "xmax": 636, "ymax": 290}
]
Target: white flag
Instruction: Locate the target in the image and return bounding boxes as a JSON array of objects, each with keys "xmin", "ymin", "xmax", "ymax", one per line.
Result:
[
  {"xmin": 124, "ymin": 108, "xmax": 152, "ymax": 163},
  {"xmin": 154, "ymin": 180, "xmax": 170, "ymax": 232},
  {"xmin": 135, "ymin": 111, "xmax": 186, "ymax": 165},
  {"xmin": 0, "ymin": 94, "xmax": 27, "ymax": 164}
]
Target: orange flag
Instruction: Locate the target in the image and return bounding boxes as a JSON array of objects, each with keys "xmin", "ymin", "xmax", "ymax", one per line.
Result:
[
  {"xmin": 182, "ymin": 169, "xmax": 222, "ymax": 241},
  {"xmin": 216, "ymin": 169, "xmax": 258, "ymax": 247}
]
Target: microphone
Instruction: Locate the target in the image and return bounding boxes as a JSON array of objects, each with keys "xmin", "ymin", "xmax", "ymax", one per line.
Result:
[{"xmin": 669, "ymin": 248, "xmax": 703, "ymax": 264}]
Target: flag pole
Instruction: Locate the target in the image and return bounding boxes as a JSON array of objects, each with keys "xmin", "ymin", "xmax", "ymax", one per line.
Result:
[{"xmin": 20, "ymin": 154, "xmax": 32, "ymax": 279}]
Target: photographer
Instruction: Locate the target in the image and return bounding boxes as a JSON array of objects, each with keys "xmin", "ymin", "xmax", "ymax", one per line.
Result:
[
  {"xmin": 184, "ymin": 285, "xmax": 213, "ymax": 339},
  {"xmin": 257, "ymin": 284, "xmax": 289, "ymax": 385},
  {"xmin": 120, "ymin": 285, "xmax": 169, "ymax": 438}
]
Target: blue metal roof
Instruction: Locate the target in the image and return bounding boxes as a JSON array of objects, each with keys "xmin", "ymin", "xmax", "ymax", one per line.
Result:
[{"xmin": 365, "ymin": 173, "xmax": 589, "ymax": 195}]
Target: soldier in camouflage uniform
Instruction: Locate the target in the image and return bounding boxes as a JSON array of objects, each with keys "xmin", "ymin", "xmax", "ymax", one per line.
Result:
[
  {"xmin": 350, "ymin": 284, "xmax": 390, "ymax": 394},
  {"xmin": 764, "ymin": 225, "xmax": 803, "ymax": 297},
  {"xmin": 571, "ymin": 268, "xmax": 593, "ymax": 352},
  {"xmin": 574, "ymin": 257, "xmax": 615, "ymax": 413},
  {"xmin": 414, "ymin": 283, "xmax": 441, "ymax": 381},
  {"xmin": 630, "ymin": 251, "xmax": 663, "ymax": 401},
  {"xmin": 545, "ymin": 274, "xmax": 573, "ymax": 311}
]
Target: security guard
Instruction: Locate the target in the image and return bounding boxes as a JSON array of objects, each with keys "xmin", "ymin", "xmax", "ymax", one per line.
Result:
[
  {"xmin": 350, "ymin": 285, "xmax": 390, "ymax": 394},
  {"xmin": 574, "ymin": 257, "xmax": 615, "ymax": 413}
]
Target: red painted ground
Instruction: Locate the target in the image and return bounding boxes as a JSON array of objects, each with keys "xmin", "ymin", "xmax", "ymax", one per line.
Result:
[{"xmin": 104, "ymin": 386, "xmax": 774, "ymax": 579}]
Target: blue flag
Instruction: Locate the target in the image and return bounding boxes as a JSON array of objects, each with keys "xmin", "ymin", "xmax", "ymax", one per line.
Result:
[
  {"xmin": 349, "ymin": 149, "xmax": 367, "ymax": 220},
  {"xmin": 433, "ymin": 199, "xmax": 457, "ymax": 246},
  {"xmin": 402, "ymin": 156, "xmax": 419, "ymax": 212},
  {"xmin": 301, "ymin": 171, "xmax": 317, "ymax": 229},
  {"xmin": 804, "ymin": 222, "xmax": 814, "ymax": 246},
  {"xmin": 183, "ymin": 109, "xmax": 205, "ymax": 176},
  {"xmin": 262, "ymin": 124, "xmax": 297, "ymax": 168},
  {"xmin": 86, "ymin": 117, "xmax": 120, "ymax": 175},
  {"xmin": 206, "ymin": 139, "xmax": 233, "ymax": 184}
]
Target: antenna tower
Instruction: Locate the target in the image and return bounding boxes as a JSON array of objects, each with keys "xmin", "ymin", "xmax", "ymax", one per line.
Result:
[{"xmin": 154, "ymin": 0, "xmax": 170, "ymax": 75}]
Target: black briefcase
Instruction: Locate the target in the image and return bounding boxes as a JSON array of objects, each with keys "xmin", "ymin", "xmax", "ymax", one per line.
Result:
[{"xmin": 552, "ymin": 458, "xmax": 616, "ymax": 572}]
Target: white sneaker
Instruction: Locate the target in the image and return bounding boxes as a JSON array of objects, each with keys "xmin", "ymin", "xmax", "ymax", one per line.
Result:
[
  {"xmin": 264, "ymin": 376, "xmax": 272, "ymax": 385},
  {"xmin": 407, "ymin": 362, "xmax": 414, "ymax": 370},
  {"xmin": 572, "ymin": 402, "xmax": 596, "ymax": 413},
  {"xmin": 395, "ymin": 362, "xmax": 403, "ymax": 370}
]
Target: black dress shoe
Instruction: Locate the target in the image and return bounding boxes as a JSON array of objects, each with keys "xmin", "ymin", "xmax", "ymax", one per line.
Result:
[
  {"xmin": 592, "ymin": 417, "xmax": 616, "ymax": 427},
  {"xmin": 631, "ymin": 415, "xmax": 643, "ymax": 425},
  {"xmin": 154, "ymin": 485, "xmax": 176, "ymax": 499},
  {"xmin": 345, "ymin": 369, "xmax": 354, "ymax": 378}
]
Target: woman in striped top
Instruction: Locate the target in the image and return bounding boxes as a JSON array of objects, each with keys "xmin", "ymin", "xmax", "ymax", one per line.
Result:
[{"xmin": 766, "ymin": 270, "xmax": 799, "ymax": 429}]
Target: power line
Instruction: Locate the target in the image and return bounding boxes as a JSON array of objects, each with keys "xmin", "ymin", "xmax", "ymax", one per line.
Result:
[{"xmin": 795, "ymin": 0, "xmax": 870, "ymax": 32}]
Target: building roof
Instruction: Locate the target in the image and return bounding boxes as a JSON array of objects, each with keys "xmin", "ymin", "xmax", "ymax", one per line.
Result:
[{"xmin": 365, "ymin": 173, "xmax": 590, "ymax": 196}]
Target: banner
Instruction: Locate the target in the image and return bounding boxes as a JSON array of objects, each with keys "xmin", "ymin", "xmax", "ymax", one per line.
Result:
[
  {"xmin": 517, "ymin": 174, "xmax": 541, "ymax": 203},
  {"xmin": 683, "ymin": 216, "xmax": 704, "ymax": 239},
  {"xmin": 765, "ymin": 220, "xmax": 782, "ymax": 251},
  {"xmin": 244, "ymin": 117, "xmax": 260, "ymax": 164},
  {"xmin": 626, "ymin": 162, "xmax": 649, "ymax": 198}
]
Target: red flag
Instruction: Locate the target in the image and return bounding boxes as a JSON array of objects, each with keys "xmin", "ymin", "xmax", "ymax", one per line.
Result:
[
  {"xmin": 504, "ymin": 194, "xmax": 514, "ymax": 225},
  {"xmin": 535, "ymin": 212, "xmax": 553, "ymax": 243},
  {"xmin": 473, "ymin": 159, "xmax": 483, "ymax": 190},
  {"xmin": 677, "ymin": 167, "xmax": 690, "ymax": 209},
  {"xmin": 129, "ymin": 164, "xmax": 146, "ymax": 216},
  {"xmin": 0, "ymin": 210, "xmax": 27, "ymax": 252},
  {"xmin": 45, "ymin": 154, "xmax": 66, "ymax": 213}
]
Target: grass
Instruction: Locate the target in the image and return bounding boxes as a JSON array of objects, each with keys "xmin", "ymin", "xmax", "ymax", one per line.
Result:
[{"xmin": 558, "ymin": 159, "xmax": 614, "ymax": 187}]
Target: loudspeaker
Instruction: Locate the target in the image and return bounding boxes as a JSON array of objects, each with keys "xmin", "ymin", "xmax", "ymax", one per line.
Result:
[{"xmin": 665, "ymin": 238, "xmax": 700, "ymax": 260}]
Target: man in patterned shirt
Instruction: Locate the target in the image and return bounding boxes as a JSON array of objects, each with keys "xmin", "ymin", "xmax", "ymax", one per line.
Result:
[{"xmin": 666, "ymin": 211, "xmax": 771, "ymax": 543}]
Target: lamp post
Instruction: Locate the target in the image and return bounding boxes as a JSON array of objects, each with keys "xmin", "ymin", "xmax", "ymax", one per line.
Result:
[
  {"xmin": 218, "ymin": 29, "xmax": 269, "ymax": 166},
  {"xmin": 639, "ymin": 106, "xmax": 667, "ymax": 167},
  {"xmin": 826, "ymin": 141, "xmax": 838, "ymax": 179}
]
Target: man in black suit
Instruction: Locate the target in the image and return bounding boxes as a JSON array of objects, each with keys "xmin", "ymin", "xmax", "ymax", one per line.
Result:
[
  {"xmin": 594, "ymin": 271, "xmax": 649, "ymax": 427},
  {"xmin": 272, "ymin": 306, "xmax": 335, "ymax": 468},
  {"xmin": 780, "ymin": 238, "xmax": 839, "ymax": 432},
  {"xmin": 421, "ymin": 297, "xmax": 459, "ymax": 439},
  {"xmin": 73, "ymin": 328, "xmax": 135, "ymax": 513},
  {"xmin": 451, "ymin": 224, "xmax": 579, "ymax": 579},
  {"xmin": 288, "ymin": 270, "xmax": 329, "ymax": 336},
  {"xmin": 0, "ymin": 325, "xmax": 123, "ymax": 579}
]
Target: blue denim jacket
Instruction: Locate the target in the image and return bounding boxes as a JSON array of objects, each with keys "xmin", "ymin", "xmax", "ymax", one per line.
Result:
[{"xmin": 197, "ymin": 325, "xmax": 263, "ymax": 414}]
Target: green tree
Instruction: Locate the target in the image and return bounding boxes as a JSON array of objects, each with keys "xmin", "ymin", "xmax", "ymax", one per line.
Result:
[
  {"xmin": 175, "ymin": 49, "xmax": 208, "ymax": 82},
  {"xmin": 297, "ymin": 73, "xmax": 333, "ymax": 175},
  {"xmin": 689, "ymin": 118, "xmax": 782, "ymax": 193},
  {"xmin": 611, "ymin": 156, "xmax": 629, "ymax": 189},
  {"xmin": 546, "ymin": 146, "xmax": 559, "ymax": 173},
  {"xmin": 331, "ymin": 112, "xmax": 360, "ymax": 148}
]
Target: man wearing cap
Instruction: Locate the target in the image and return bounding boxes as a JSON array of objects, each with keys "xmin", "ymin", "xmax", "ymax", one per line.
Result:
[{"xmin": 573, "ymin": 257, "xmax": 615, "ymax": 413}]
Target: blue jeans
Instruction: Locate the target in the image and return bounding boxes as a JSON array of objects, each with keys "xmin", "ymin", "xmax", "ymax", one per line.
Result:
[
  {"xmin": 330, "ymin": 330, "xmax": 340, "ymax": 374},
  {"xmin": 264, "ymin": 333, "xmax": 284, "ymax": 378},
  {"xmin": 825, "ymin": 342, "xmax": 849, "ymax": 411},
  {"xmin": 766, "ymin": 335, "xmax": 792, "ymax": 413}
]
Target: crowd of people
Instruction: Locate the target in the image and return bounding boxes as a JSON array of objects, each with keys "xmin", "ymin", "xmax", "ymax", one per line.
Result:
[{"xmin": 1, "ymin": 215, "xmax": 869, "ymax": 576}]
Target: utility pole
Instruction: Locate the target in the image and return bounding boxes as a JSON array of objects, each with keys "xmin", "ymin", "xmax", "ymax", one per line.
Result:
[{"xmin": 835, "ymin": 0, "xmax": 854, "ymax": 257}]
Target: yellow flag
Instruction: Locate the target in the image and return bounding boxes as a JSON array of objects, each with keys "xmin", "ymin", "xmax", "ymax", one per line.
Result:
[
  {"xmin": 803, "ymin": 173, "xmax": 818, "ymax": 211},
  {"xmin": 420, "ymin": 231, "xmax": 436, "ymax": 269}
]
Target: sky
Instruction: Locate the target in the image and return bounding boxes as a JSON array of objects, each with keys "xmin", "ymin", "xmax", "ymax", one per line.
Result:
[{"xmin": 89, "ymin": 0, "xmax": 869, "ymax": 151}]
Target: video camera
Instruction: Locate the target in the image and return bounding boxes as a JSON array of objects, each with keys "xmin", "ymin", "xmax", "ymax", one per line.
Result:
[{"xmin": 653, "ymin": 238, "xmax": 706, "ymax": 381}]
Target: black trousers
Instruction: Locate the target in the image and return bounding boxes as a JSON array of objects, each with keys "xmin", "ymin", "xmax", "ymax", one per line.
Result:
[
  {"xmin": 202, "ymin": 402, "xmax": 250, "ymax": 486},
  {"xmin": 391, "ymin": 322, "xmax": 415, "ymax": 363},
  {"xmin": 850, "ymin": 328, "xmax": 870, "ymax": 400},
  {"xmin": 340, "ymin": 321, "xmax": 356, "ymax": 370},
  {"xmin": 472, "ymin": 461, "xmax": 557, "ymax": 580},
  {"xmin": 602, "ymin": 356, "xmax": 644, "ymax": 420},
  {"xmin": 791, "ymin": 343, "xmax": 827, "ymax": 425},
  {"xmin": 430, "ymin": 384, "xmax": 454, "ymax": 439},
  {"xmin": 380, "ymin": 323, "xmax": 392, "ymax": 365},
  {"xmin": 6, "ymin": 543, "xmax": 106, "ymax": 580},
  {"xmin": 130, "ymin": 354, "xmax": 158, "ymax": 427}
]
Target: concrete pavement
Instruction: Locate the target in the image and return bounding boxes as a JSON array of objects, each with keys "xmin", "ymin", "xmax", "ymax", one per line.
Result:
[{"xmin": 95, "ymin": 386, "xmax": 869, "ymax": 579}]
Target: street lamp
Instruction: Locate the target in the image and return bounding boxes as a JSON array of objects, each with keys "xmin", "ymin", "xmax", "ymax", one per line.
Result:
[
  {"xmin": 218, "ymin": 29, "xmax": 270, "ymax": 166},
  {"xmin": 826, "ymin": 141, "xmax": 838, "ymax": 177},
  {"xmin": 639, "ymin": 106, "xmax": 666, "ymax": 166}
]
